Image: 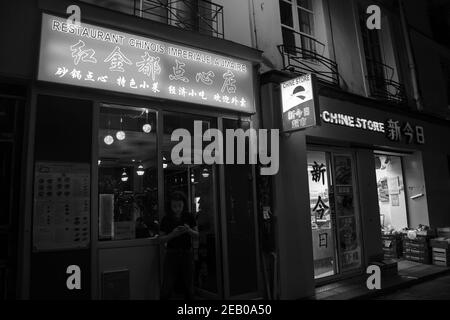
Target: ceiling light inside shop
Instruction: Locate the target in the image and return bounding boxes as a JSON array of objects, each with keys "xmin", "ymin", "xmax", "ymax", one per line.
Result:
[
  {"xmin": 143, "ymin": 123, "xmax": 152, "ymax": 133},
  {"xmin": 121, "ymin": 170, "xmax": 129, "ymax": 182},
  {"xmin": 116, "ymin": 117, "xmax": 126, "ymax": 141},
  {"xmin": 104, "ymin": 135, "xmax": 114, "ymax": 145},
  {"xmin": 202, "ymin": 168, "xmax": 210, "ymax": 178},
  {"xmin": 143, "ymin": 109, "xmax": 152, "ymax": 133},
  {"xmin": 137, "ymin": 164, "xmax": 145, "ymax": 176}
]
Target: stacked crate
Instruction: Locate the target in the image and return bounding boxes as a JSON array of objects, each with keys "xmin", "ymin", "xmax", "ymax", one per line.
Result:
[
  {"xmin": 430, "ymin": 228, "xmax": 450, "ymax": 267},
  {"xmin": 403, "ymin": 235, "xmax": 432, "ymax": 264},
  {"xmin": 381, "ymin": 234, "xmax": 403, "ymax": 259}
]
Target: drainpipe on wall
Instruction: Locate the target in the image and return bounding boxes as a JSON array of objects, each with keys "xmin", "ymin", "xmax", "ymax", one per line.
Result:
[{"xmin": 398, "ymin": 0, "xmax": 424, "ymax": 112}]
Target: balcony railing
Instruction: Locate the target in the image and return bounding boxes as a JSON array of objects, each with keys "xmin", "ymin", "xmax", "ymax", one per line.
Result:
[
  {"xmin": 277, "ymin": 31, "xmax": 339, "ymax": 86},
  {"xmin": 133, "ymin": 0, "xmax": 224, "ymax": 38},
  {"xmin": 365, "ymin": 59, "xmax": 407, "ymax": 105}
]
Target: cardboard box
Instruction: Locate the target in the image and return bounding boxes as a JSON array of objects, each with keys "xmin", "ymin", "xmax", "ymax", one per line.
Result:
[
  {"xmin": 430, "ymin": 238, "xmax": 450, "ymax": 249},
  {"xmin": 437, "ymin": 227, "xmax": 450, "ymax": 238}
]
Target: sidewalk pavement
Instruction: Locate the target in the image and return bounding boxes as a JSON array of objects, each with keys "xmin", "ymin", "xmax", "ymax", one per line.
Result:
[{"xmin": 312, "ymin": 260, "xmax": 450, "ymax": 300}]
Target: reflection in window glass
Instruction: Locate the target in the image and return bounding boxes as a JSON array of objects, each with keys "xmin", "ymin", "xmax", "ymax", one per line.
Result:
[
  {"xmin": 98, "ymin": 105, "xmax": 158, "ymax": 241},
  {"xmin": 162, "ymin": 113, "xmax": 219, "ymax": 296}
]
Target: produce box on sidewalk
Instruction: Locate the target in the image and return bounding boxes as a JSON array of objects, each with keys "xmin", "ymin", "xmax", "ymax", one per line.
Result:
[
  {"xmin": 381, "ymin": 234, "xmax": 403, "ymax": 259},
  {"xmin": 429, "ymin": 228, "xmax": 450, "ymax": 266},
  {"xmin": 370, "ymin": 259, "xmax": 398, "ymax": 278},
  {"xmin": 402, "ymin": 234, "xmax": 432, "ymax": 264},
  {"xmin": 432, "ymin": 247, "xmax": 450, "ymax": 267}
]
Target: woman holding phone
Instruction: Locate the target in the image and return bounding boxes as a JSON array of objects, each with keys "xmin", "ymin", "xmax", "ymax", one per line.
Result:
[{"xmin": 159, "ymin": 191, "xmax": 198, "ymax": 300}]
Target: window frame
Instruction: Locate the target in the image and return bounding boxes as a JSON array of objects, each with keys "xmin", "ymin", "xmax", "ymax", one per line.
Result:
[{"xmin": 280, "ymin": 0, "xmax": 316, "ymax": 51}]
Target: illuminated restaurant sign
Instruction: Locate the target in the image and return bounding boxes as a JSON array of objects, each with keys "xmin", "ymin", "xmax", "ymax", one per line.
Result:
[
  {"xmin": 280, "ymin": 74, "xmax": 320, "ymax": 133},
  {"xmin": 38, "ymin": 13, "xmax": 255, "ymax": 112}
]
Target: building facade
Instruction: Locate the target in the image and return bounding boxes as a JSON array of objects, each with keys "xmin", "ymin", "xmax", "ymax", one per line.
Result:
[
  {"xmin": 1, "ymin": 0, "xmax": 450, "ymax": 300},
  {"xmin": 0, "ymin": 0, "xmax": 265, "ymax": 299},
  {"xmin": 253, "ymin": 0, "xmax": 450, "ymax": 299}
]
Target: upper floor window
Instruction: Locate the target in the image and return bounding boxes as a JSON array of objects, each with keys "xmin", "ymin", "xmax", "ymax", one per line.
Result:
[
  {"xmin": 357, "ymin": 2, "xmax": 406, "ymax": 104},
  {"xmin": 280, "ymin": 0, "xmax": 316, "ymax": 58},
  {"xmin": 79, "ymin": 0, "xmax": 224, "ymax": 38},
  {"xmin": 277, "ymin": 0, "xmax": 339, "ymax": 85}
]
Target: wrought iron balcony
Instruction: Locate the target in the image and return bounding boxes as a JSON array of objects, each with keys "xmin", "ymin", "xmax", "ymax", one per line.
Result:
[
  {"xmin": 133, "ymin": 0, "xmax": 224, "ymax": 38},
  {"xmin": 277, "ymin": 31, "xmax": 339, "ymax": 86},
  {"xmin": 365, "ymin": 59, "xmax": 407, "ymax": 105}
]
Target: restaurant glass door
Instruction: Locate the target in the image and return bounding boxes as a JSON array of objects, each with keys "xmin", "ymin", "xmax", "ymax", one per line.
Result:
[
  {"xmin": 307, "ymin": 149, "xmax": 363, "ymax": 281},
  {"xmin": 162, "ymin": 112, "xmax": 222, "ymax": 299}
]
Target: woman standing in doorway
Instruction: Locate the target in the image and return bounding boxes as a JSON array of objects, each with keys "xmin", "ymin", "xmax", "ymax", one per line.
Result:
[{"xmin": 159, "ymin": 191, "xmax": 198, "ymax": 300}]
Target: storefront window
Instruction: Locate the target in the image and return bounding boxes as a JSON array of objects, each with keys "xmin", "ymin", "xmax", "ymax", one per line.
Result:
[
  {"xmin": 307, "ymin": 150, "xmax": 362, "ymax": 280},
  {"xmin": 307, "ymin": 151, "xmax": 337, "ymax": 279},
  {"xmin": 98, "ymin": 105, "xmax": 158, "ymax": 241},
  {"xmin": 375, "ymin": 154, "xmax": 408, "ymax": 231}
]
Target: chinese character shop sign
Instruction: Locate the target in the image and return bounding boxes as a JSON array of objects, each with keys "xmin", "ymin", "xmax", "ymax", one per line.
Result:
[
  {"xmin": 280, "ymin": 74, "xmax": 320, "ymax": 133},
  {"xmin": 321, "ymin": 111, "xmax": 425, "ymax": 145},
  {"xmin": 38, "ymin": 14, "xmax": 255, "ymax": 112}
]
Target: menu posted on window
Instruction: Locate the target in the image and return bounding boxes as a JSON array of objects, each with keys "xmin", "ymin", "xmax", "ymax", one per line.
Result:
[
  {"xmin": 33, "ymin": 162, "xmax": 90, "ymax": 252},
  {"xmin": 280, "ymin": 73, "xmax": 320, "ymax": 133}
]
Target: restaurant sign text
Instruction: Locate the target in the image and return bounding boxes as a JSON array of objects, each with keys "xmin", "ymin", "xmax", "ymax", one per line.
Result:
[{"xmin": 38, "ymin": 13, "xmax": 255, "ymax": 112}]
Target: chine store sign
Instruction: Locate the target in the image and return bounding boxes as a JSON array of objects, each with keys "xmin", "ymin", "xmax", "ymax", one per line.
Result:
[
  {"xmin": 38, "ymin": 13, "xmax": 255, "ymax": 112},
  {"xmin": 280, "ymin": 74, "xmax": 320, "ymax": 133},
  {"xmin": 321, "ymin": 111, "xmax": 425, "ymax": 144}
]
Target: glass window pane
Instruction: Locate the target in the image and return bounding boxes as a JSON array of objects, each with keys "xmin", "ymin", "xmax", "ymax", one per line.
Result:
[
  {"xmin": 279, "ymin": 0, "xmax": 293, "ymax": 27},
  {"xmin": 375, "ymin": 155, "xmax": 408, "ymax": 231},
  {"xmin": 333, "ymin": 155, "xmax": 362, "ymax": 272},
  {"xmin": 307, "ymin": 151, "xmax": 337, "ymax": 279},
  {"xmin": 298, "ymin": 0, "xmax": 312, "ymax": 10},
  {"xmin": 98, "ymin": 105, "xmax": 158, "ymax": 241},
  {"xmin": 223, "ymin": 119, "xmax": 258, "ymax": 296},
  {"xmin": 282, "ymin": 27, "xmax": 296, "ymax": 52},
  {"xmin": 298, "ymin": 9, "xmax": 313, "ymax": 35},
  {"xmin": 161, "ymin": 113, "xmax": 220, "ymax": 298}
]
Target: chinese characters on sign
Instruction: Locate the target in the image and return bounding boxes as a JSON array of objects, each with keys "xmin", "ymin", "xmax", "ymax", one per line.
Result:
[
  {"xmin": 38, "ymin": 14, "xmax": 255, "ymax": 112},
  {"xmin": 280, "ymin": 74, "xmax": 320, "ymax": 132},
  {"xmin": 321, "ymin": 111, "xmax": 425, "ymax": 145},
  {"xmin": 310, "ymin": 161, "xmax": 326, "ymax": 185},
  {"xmin": 386, "ymin": 119, "xmax": 425, "ymax": 144},
  {"xmin": 313, "ymin": 196, "xmax": 329, "ymax": 220}
]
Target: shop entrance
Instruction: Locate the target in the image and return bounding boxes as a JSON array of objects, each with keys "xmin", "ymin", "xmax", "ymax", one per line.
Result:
[
  {"xmin": 97, "ymin": 104, "xmax": 260, "ymax": 299},
  {"xmin": 307, "ymin": 149, "xmax": 363, "ymax": 281},
  {"xmin": 374, "ymin": 154, "xmax": 409, "ymax": 231}
]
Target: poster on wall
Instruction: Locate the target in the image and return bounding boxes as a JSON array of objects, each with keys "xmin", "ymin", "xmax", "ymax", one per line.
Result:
[
  {"xmin": 334, "ymin": 156, "xmax": 352, "ymax": 185},
  {"xmin": 387, "ymin": 177, "xmax": 400, "ymax": 195},
  {"xmin": 280, "ymin": 74, "xmax": 320, "ymax": 133},
  {"xmin": 33, "ymin": 162, "xmax": 90, "ymax": 252},
  {"xmin": 338, "ymin": 216, "xmax": 361, "ymax": 271}
]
